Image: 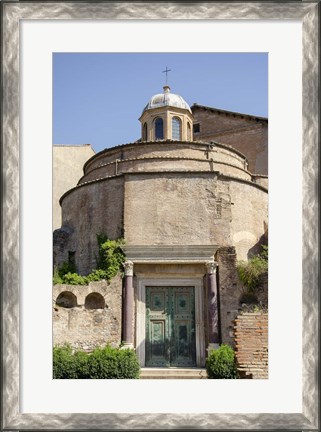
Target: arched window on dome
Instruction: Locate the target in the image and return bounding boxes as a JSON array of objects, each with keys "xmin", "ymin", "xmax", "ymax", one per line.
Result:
[
  {"xmin": 142, "ymin": 123, "xmax": 148, "ymax": 141},
  {"xmin": 172, "ymin": 117, "xmax": 181, "ymax": 140},
  {"xmin": 187, "ymin": 122, "xmax": 191, "ymax": 141},
  {"xmin": 155, "ymin": 118, "xmax": 164, "ymax": 140}
]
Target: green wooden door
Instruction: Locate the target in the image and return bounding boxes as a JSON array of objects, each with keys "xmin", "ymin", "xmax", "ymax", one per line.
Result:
[{"xmin": 146, "ymin": 286, "xmax": 196, "ymax": 367}]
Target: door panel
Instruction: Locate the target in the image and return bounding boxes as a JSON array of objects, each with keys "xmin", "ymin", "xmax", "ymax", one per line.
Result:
[
  {"xmin": 150, "ymin": 320, "xmax": 166, "ymax": 359},
  {"xmin": 172, "ymin": 288, "xmax": 196, "ymax": 366},
  {"xmin": 146, "ymin": 287, "xmax": 169, "ymax": 366},
  {"xmin": 146, "ymin": 286, "xmax": 196, "ymax": 367}
]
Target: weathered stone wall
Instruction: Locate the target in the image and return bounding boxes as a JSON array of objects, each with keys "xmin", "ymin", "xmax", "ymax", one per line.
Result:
[
  {"xmin": 253, "ymin": 174, "xmax": 268, "ymax": 189},
  {"xmin": 80, "ymin": 141, "xmax": 250, "ymax": 184},
  {"xmin": 53, "ymin": 144, "xmax": 95, "ymax": 230},
  {"xmin": 191, "ymin": 105, "xmax": 268, "ymax": 175},
  {"xmin": 54, "ymin": 177, "xmax": 124, "ymax": 275},
  {"xmin": 229, "ymin": 180, "xmax": 268, "ymax": 260},
  {"xmin": 55, "ymin": 141, "xmax": 268, "ymax": 275},
  {"xmin": 215, "ymin": 247, "xmax": 241, "ymax": 346},
  {"xmin": 53, "ymin": 277, "xmax": 122, "ymax": 351},
  {"xmin": 124, "ymin": 173, "xmax": 232, "ymax": 246},
  {"xmin": 79, "ymin": 155, "xmax": 251, "ymax": 184},
  {"xmin": 234, "ymin": 312, "xmax": 268, "ymax": 379}
]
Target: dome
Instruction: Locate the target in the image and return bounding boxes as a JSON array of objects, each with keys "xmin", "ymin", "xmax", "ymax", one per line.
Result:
[{"xmin": 142, "ymin": 85, "xmax": 192, "ymax": 114}]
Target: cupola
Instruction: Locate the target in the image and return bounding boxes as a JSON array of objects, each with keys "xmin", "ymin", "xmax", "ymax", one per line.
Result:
[{"xmin": 139, "ymin": 85, "xmax": 193, "ymax": 142}]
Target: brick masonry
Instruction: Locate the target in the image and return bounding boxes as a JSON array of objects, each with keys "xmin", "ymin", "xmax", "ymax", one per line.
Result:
[
  {"xmin": 234, "ymin": 312, "xmax": 268, "ymax": 379},
  {"xmin": 53, "ymin": 277, "xmax": 122, "ymax": 351},
  {"xmin": 192, "ymin": 105, "xmax": 268, "ymax": 175}
]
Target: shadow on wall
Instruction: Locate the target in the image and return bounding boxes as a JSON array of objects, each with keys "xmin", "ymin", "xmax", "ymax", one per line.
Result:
[
  {"xmin": 85, "ymin": 292, "xmax": 106, "ymax": 309},
  {"xmin": 247, "ymin": 224, "xmax": 268, "ymax": 259},
  {"xmin": 56, "ymin": 291, "xmax": 77, "ymax": 308}
]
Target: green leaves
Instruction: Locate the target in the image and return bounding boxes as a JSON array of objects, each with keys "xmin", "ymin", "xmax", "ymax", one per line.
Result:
[
  {"xmin": 95, "ymin": 235, "xmax": 125, "ymax": 281},
  {"xmin": 206, "ymin": 344, "xmax": 239, "ymax": 379},
  {"xmin": 53, "ymin": 235, "xmax": 125, "ymax": 285},
  {"xmin": 53, "ymin": 345, "xmax": 140, "ymax": 379},
  {"xmin": 237, "ymin": 245, "xmax": 268, "ymax": 293}
]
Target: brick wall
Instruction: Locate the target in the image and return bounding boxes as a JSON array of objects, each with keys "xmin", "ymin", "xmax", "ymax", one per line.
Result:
[
  {"xmin": 234, "ymin": 312, "xmax": 268, "ymax": 379},
  {"xmin": 192, "ymin": 105, "xmax": 268, "ymax": 175}
]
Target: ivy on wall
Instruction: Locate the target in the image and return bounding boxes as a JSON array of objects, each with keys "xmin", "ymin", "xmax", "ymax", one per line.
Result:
[{"xmin": 53, "ymin": 235, "xmax": 125, "ymax": 285}]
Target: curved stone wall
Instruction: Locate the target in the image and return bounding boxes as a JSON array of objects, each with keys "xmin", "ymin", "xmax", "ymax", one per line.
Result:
[
  {"xmin": 56, "ymin": 140, "xmax": 268, "ymax": 274},
  {"xmin": 252, "ymin": 174, "xmax": 268, "ymax": 189},
  {"xmin": 56, "ymin": 177, "xmax": 124, "ymax": 274},
  {"xmin": 123, "ymin": 172, "xmax": 232, "ymax": 247},
  {"xmin": 78, "ymin": 157, "xmax": 251, "ymax": 185},
  {"xmin": 229, "ymin": 180, "xmax": 268, "ymax": 260},
  {"xmin": 82, "ymin": 141, "xmax": 248, "ymax": 176}
]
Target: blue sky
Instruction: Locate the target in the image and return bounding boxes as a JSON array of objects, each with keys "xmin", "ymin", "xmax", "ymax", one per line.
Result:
[{"xmin": 53, "ymin": 53, "xmax": 268, "ymax": 153}]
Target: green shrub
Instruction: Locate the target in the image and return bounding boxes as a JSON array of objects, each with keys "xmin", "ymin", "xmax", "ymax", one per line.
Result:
[
  {"xmin": 53, "ymin": 267, "xmax": 63, "ymax": 285},
  {"xmin": 58, "ymin": 260, "xmax": 77, "ymax": 277},
  {"xmin": 95, "ymin": 235, "xmax": 125, "ymax": 281},
  {"xmin": 206, "ymin": 344, "xmax": 239, "ymax": 379},
  {"xmin": 53, "ymin": 345, "xmax": 140, "ymax": 379},
  {"xmin": 53, "ymin": 345, "xmax": 78, "ymax": 379},
  {"xmin": 53, "ymin": 235, "xmax": 125, "ymax": 285},
  {"xmin": 85, "ymin": 269, "xmax": 108, "ymax": 283},
  {"xmin": 89, "ymin": 345, "xmax": 140, "ymax": 379},
  {"xmin": 60, "ymin": 272, "xmax": 88, "ymax": 285},
  {"xmin": 237, "ymin": 245, "xmax": 268, "ymax": 293},
  {"xmin": 72, "ymin": 350, "xmax": 90, "ymax": 378}
]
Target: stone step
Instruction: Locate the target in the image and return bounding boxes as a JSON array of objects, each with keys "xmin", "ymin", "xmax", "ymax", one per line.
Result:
[{"xmin": 140, "ymin": 368, "xmax": 207, "ymax": 379}]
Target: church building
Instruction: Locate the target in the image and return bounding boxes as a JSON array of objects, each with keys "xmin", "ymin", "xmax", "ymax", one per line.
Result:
[{"xmin": 53, "ymin": 84, "xmax": 268, "ymax": 370}]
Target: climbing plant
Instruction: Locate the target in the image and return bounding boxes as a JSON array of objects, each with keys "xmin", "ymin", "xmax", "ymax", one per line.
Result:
[
  {"xmin": 53, "ymin": 235, "xmax": 125, "ymax": 285},
  {"xmin": 94, "ymin": 234, "xmax": 125, "ymax": 281}
]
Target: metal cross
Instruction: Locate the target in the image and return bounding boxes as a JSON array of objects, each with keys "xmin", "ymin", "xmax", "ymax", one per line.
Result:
[{"xmin": 162, "ymin": 66, "xmax": 171, "ymax": 84}]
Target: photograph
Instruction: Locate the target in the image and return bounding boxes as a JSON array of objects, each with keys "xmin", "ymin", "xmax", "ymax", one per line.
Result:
[
  {"xmin": 2, "ymin": 1, "xmax": 319, "ymax": 430},
  {"xmin": 52, "ymin": 52, "xmax": 269, "ymax": 379}
]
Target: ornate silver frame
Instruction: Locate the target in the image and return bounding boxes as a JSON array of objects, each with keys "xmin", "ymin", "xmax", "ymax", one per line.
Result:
[{"xmin": 2, "ymin": 1, "xmax": 319, "ymax": 430}]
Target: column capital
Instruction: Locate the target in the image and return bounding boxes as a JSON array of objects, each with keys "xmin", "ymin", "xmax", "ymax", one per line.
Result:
[
  {"xmin": 123, "ymin": 260, "xmax": 134, "ymax": 276},
  {"xmin": 206, "ymin": 260, "xmax": 218, "ymax": 274}
]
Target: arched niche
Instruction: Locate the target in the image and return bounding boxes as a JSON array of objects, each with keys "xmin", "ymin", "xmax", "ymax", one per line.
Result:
[
  {"xmin": 56, "ymin": 291, "xmax": 77, "ymax": 308},
  {"xmin": 85, "ymin": 292, "xmax": 106, "ymax": 310}
]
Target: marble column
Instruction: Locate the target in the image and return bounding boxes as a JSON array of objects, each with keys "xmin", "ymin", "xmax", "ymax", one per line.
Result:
[
  {"xmin": 206, "ymin": 260, "xmax": 220, "ymax": 351},
  {"xmin": 122, "ymin": 260, "xmax": 134, "ymax": 349}
]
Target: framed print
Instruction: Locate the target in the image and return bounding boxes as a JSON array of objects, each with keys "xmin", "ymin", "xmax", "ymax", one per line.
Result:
[{"xmin": 1, "ymin": 1, "xmax": 319, "ymax": 430}]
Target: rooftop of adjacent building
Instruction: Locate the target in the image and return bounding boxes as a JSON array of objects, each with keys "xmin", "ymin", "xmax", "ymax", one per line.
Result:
[{"xmin": 191, "ymin": 103, "xmax": 268, "ymax": 122}]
